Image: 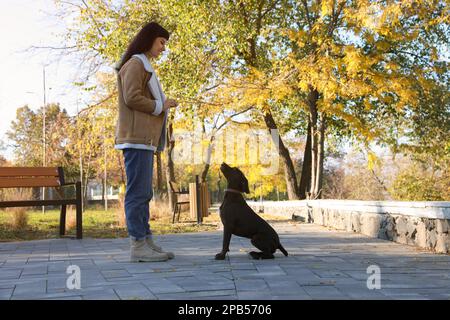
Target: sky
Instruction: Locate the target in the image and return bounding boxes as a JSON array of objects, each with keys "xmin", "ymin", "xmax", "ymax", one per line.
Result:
[
  {"xmin": 0, "ymin": 0, "xmax": 94, "ymax": 160},
  {"xmin": 0, "ymin": 0, "xmax": 417, "ymax": 164}
]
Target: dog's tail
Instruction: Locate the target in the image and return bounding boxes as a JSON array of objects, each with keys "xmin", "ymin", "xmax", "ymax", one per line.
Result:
[{"xmin": 278, "ymin": 243, "xmax": 288, "ymax": 256}]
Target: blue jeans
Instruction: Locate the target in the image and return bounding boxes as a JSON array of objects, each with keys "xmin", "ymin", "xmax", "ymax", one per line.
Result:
[{"xmin": 123, "ymin": 149, "xmax": 154, "ymax": 241}]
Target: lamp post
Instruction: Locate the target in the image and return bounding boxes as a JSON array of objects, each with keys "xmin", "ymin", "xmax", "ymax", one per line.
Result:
[
  {"xmin": 103, "ymin": 116, "xmax": 108, "ymax": 211},
  {"xmin": 26, "ymin": 66, "xmax": 48, "ymax": 213},
  {"xmin": 42, "ymin": 67, "xmax": 46, "ymax": 214},
  {"xmin": 43, "ymin": 67, "xmax": 46, "ymax": 168},
  {"xmin": 76, "ymin": 98, "xmax": 84, "ymax": 213}
]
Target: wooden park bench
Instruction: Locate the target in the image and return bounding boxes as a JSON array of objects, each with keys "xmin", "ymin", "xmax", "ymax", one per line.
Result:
[
  {"xmin": 0, "ymin": 167, "xmax": 83, "ymax": 239},
  {"xmin": 170, "ymin": 177, "xmax": 211, "ymax": 224},
  {"xmin": 169, "ymin": 181, "xmax": 190, "ymax": 223}
]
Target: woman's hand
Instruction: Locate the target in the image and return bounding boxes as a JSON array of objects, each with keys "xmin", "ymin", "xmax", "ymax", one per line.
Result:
[{"xmin": 163, "ymin": 98, "xmax": 178, "ymax": 112}]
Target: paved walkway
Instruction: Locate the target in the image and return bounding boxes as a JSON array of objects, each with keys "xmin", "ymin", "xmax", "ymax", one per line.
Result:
[{"xmin": 1, "ymin": 221, "xmax": 450, "ymax": 300}]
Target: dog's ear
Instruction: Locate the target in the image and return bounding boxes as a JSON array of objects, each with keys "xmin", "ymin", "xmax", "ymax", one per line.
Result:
[{"xmin": 241, "ymin": 176, "xmax": 250, "ymax": 193}]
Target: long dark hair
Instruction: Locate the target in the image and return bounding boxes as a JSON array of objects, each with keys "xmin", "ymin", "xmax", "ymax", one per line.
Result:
[{"xmin": 116, "ymin": 22, "xmax": 170, "ymax": 71}]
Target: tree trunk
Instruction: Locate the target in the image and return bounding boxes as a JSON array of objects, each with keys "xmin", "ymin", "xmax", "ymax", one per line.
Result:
[
  {"xmin": 82, "ymin": 154, "xmax": 92, "ymax": 209},
  {"xmin": 201, "ymin": 131, "xmax": 219, "ymax": 183},
  {"xmin": 101, "ymin": 176, "xmax": 105, "ymax": 202},
  {"xmin": 117, "ymin": 152, "xmax": 126, "ymax": 186},
  {"xmin": 262, "ymin": 109, "xmax": 299, "ymax": 200},
  {"xmin": 282, "ymin": 158, "xmax": 299, "ymax": 200},
  {"xmin": 201, "ymin": 163, "xmax": 210, "ymax": 183},
  {"xmin": 165, "ymin": 121, "xmax": 176, "ymax": 213},
  {"xmin": 298, "ymin": 121, "xmax": 312, "ymax": 199},
  {"xmin": 242, "ymin": 30, "xmax": 301, "ymax": 199},
  {"xmin": 307, "ymin": 87, "xmax": 319, "ymax": 199},
  {"xmin": 155, "ymin": 151, "xmax": 163, "ymax": 193},
  {"xmin": 83, "ymin": 177, "xmax": 89, "ymax": 209},
  {"xmin": 315, "ymin": 113, "xmax": 326, "ymax": 199},
  {"xmin": 201, "ymin": 140, "xmax": 214, "ymax": 183}
]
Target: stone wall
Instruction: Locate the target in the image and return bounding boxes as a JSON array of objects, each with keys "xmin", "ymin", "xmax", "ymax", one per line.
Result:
[{"xmin": 247, "ymin": 200, "xmax": 450, "ymax": 254}]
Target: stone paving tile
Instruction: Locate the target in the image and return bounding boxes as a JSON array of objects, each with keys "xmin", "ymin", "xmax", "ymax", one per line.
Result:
[
  {"xmin": 378, "ymin": 287, "xmax": 450, "ymax": 300},
  {"xmin": 235, "ymin": 279, "xmax": 269, "ymax": 291},
  {"xmin": 113, "ymin": 283, "xmax": 157, "ymax": 300},
  {"xmin": 156, "ymin": 289, "xmax": 236, "ymax": 300},
  {"xmin": 254, "ymin": 265, "xmax": 286, "ymax": 277},
  {"xmin": 278, "ymin": 266, "xmax": 320, "ymax": 279},
  {"xmin": 155, "ymin": 270, "xmax": 198, "ymax": 278},
  {"xmin": 169, "ymin": 277, "xmax": 213, "ymax": 291},
  {"xmin": 0, "ymin": 281, "xmax": 16, "ymax": 290},
  {"xmin": 200, "ymin": 295, "xmax": 238, "ymax": 300},
  {"xmin": 21, "ymin": 265, "xmax": 48, "ymax": 276},
  {"xmin": 380, "ymin": 279, "xmax": 450, "ymax": 289},
  {"xmin": 143, "ymin": 281, "xmax": 186, "ymax": 294},
  {"xmin": 237, "ymin": 290, "xmax": 285, "ymax": 300},
  {"xmin": 229, "ymin": 262, "xmax": 256, "ymax": 270},
  {"xmin": 123, "ymin": 264, "xmax": 168, "ymax": 274},
  {"xmin": 311, "ymin": 269, "xmax": 350, "ymax": 279},
  {"xmin": 266, "ymin": 280, "xmax": 309, "ymax": 295},
  {"xmin": 27, "ymin": 256, "xmax": 49, "ymax": 263},
  {"xmin": 47, "ymin": 276, "xmax": 70, "ymax": 292},
  {"xmin": 301, "ymin": 286, "xmax": 350, "ymax": 300},
  {"xmin": 270, "ymin": 294, "xmax": 312, "ymax": 300},
  {"xmin": 101, "ymin": 269, "xmax": 132, "ymax": 279},
  {"xmin": 12, "ymin": 279, "xmax": 47, "ymax": 298},
  {"xmin": 82, "ymin": 288, "xmax": 120, "ymax": 300},
  {"xmin": 231, "ymin": 270, "xmax": 261, "ymax": 279},
  {"xmin": 334, "ymin": 286, "xmax": 391, "ymax": 300},
  {"xmin": 46, "ymin": 296, "xmax": 83, "ymax": 300},
  {"xmin": 0, "ymin": 288, "xmax": 14, "ymax": 300},
  {"xmin": 11, "ymin": 293, "xmax": 79, "ymax": 300},
  {"xmin": 0, "ymin": 269, "xmax": 22, "ymax": 280},
  {"xmin": 380, "ymin": 293, "xmax": 430, "ymax": 300},
  {"xmin": 1, "ymin": 223, "xmax": 450, "ymax": 300}
]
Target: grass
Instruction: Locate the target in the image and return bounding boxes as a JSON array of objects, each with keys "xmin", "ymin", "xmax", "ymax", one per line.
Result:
[{"xmin": 0, "ymin": 204, "xmax": 290, "ymax": 242}]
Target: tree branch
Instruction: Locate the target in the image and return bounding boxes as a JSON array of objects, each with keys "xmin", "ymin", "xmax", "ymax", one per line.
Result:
[
  {"xmin": 81, "ymin": 0, "xmax": 105, "ymax": 38},
  {"xmin": 216, "ymin": 106, "xmax": 254, "ymax": 131},
  {"xmin": 27, "ymin": 45, "xmax": 78, "ymax": 51},
  {"xmin": 301, "ymin": 0, "xmax": 312, "ymax": 30},
  {"xmin": 388, "ymin": 49, "xmax": 435, "ymax": 68},
  {"xmin": 75, "ymin": 92, "xmax": 116, "ymax": 117},
  {"xmin": 261, "ymin": 0, "xmax": 281, "ymax": 20}
]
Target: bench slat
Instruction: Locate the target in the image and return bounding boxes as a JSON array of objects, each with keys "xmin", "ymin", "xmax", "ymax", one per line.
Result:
[
  {"xmin": 0, "ymin": 199, "xmax": 77, "ymax": 208},
  {"xmin": 0, "ymin": 167, "xmax": 59, "ymax": 177},
  {"xmin": 0, "ymin": 177, "xmax": 61, "ymax": 188}
]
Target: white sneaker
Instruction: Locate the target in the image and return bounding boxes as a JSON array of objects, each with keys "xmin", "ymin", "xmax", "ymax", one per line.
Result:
[
  {"xmin": 130, "ymin": 238, "xmax": 169, "ymax": 262},
  {"xmin": 146, "ymin": 238, "xmax": 175, "ymax": 259}
]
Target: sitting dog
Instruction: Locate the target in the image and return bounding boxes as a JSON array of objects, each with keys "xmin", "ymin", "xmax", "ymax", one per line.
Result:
[{"xmin": 215, "ymin": 163, "xmax": 288, "ymax": 260}]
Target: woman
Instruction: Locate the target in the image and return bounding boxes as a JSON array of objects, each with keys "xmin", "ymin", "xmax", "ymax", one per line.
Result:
[{"xmin": 115, "ymin": 22, "xmax": 178, "ymax": 262}]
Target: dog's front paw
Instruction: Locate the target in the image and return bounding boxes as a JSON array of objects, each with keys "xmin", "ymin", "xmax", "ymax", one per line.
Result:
[{"xmin": 215, "ymin": 252, "xmax": 226, "ymax": 260}]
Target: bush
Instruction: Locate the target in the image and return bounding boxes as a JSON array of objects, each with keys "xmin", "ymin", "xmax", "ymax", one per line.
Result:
[
  {"xmin": 390, "ymin": 167, "xmax": 449, "ymax": 201},
  {"xmin": 1, "ymin": 188, "xmax": 33, "ymax": 230},
  {"xmin": 10, "ymin": 208, "xmax": 28, "ymax": 230}
]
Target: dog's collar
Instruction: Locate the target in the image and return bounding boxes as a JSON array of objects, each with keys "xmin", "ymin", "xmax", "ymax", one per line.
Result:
[{"xmin": 225, "ymin": 188, "xmax": 242, "ymax": 194}]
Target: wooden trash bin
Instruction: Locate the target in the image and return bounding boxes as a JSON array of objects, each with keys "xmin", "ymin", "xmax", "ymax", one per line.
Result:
[{"xmin": 189, "ymin": 181, "xmax": 210, "ymax": 221}]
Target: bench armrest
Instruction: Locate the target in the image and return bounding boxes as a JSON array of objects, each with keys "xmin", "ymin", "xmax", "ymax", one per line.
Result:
[
  {"xmin": 60, "ymin": 181, "xmax": 81, "ymax": 186},
  {"xmin": 173, "ymin": 190, "xmax": 189, "ymax": 194},
  {"xmin": 60, "ymin": 182, "xmax": 76, "ymax": 187}
]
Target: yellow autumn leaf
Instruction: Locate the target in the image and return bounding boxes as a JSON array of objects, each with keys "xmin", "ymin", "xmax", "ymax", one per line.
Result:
[
  {"xmin": 321, "ymin": 0, "xmax": 333, "ymax": 17},
  {"xmin": 367, "ymin": 151, "xmax": 379, "ymax": 171}
]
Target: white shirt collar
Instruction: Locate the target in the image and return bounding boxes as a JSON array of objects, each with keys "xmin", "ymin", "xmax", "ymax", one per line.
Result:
[
  {"xmin": 132, "ymin": 53, "xmax": 154, "ymax": 73},
  {"xmin": 131, "ymin": 53, "xmax": 166, "ymax": 105}
]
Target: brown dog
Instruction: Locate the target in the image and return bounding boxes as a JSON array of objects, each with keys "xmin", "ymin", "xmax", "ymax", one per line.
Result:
[{"xmin": 215, "ymin": 163, "xmax": 288, "ymax": 260}]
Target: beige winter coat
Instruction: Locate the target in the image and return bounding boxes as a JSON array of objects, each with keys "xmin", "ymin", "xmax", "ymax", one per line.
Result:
[{"xmin": 115, "ymin": 57, "xmax": 166, "ymax": 148}]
